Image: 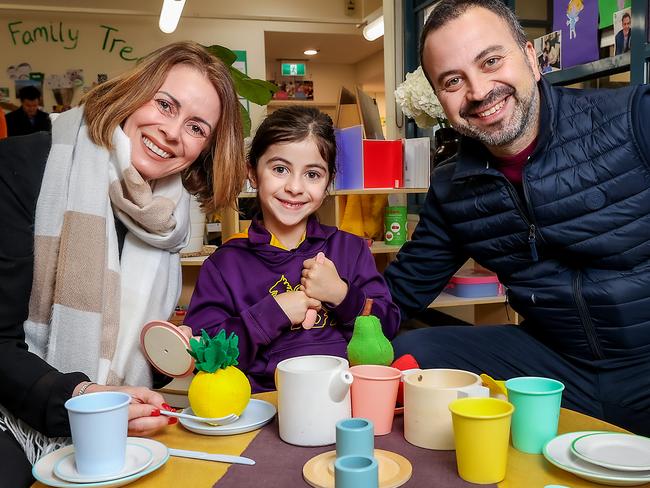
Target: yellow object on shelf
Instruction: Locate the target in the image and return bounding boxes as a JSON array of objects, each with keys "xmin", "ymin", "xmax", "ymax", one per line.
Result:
[{"xmin": 339, "ymin": 194, "xmax": 387, "ymax": 240}]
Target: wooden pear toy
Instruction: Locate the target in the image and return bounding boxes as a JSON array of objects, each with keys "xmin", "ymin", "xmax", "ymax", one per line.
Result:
[{"xmin": 347, "ymin": 298, "xmax": 394, "ymax": 366}]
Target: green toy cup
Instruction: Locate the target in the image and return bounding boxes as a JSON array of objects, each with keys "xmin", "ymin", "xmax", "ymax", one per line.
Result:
[{"xmin": 505, "ymin": 376, "xmax": 564, "ymax": 454}]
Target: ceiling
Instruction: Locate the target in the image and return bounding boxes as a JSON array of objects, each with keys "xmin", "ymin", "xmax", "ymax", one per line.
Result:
[{"xmin": 265, "ymin": 31, "xmax": 383, "ymax": 65}]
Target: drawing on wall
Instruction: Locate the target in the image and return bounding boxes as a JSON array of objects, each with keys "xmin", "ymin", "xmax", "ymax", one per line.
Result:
[
  {"xmin": 553, "ymin": 0, "xmax": 599, "ymax": 68},
  {"xmin": 598, "ymin": 0, "xmax": 631, "ymax": 28},
  {"xmin": 534, "ymin": 31, "xmax": 562, "ymax": 73},
  {"xmin": 97, "ymin": 73, "xmax": 108, "ymax": 84},
  {"xmin": 6, "ymin": 62, "xmax": 32, "ymax": 81},
  {"xmin": 613, "ymin": 7, "xmax": 632, "ymax": 55}
]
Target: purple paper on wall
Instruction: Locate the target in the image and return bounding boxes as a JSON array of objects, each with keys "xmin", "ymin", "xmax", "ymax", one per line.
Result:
[{"xmin": 553, "ymin": 0, "xmax": 599, "ymax": 69}]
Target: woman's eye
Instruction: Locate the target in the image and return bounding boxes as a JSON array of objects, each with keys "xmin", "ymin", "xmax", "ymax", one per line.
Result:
[
  {"xmin": 186, "ymin": 123, "xmax": 207, "ymax": 138},
  {"xmin": 156, "ymin": 99, "xmax": 172, "ymax": 112}
]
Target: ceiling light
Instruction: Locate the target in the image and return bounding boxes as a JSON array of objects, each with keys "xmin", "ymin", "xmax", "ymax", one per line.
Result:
[
  {"xmin": 159, "ymin": 0, "xmax": 186, "ymax": 34},
  {"xmin": 304, "ymin": 49, "xmax": 319, "ymax": 56},
  {"xmin": 362, "ymin": 15, "xmax": 384, "ymax": 41}
]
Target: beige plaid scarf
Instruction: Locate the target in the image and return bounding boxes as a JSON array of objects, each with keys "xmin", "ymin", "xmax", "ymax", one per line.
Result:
[{"xmin": 24, "ymin": 106, "xmax": 190, "ymax": 387}]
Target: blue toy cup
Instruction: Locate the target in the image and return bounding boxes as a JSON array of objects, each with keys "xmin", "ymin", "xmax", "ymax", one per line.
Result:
[
  {"xmin": 334, "ymin": 455, "xmax": 379, "ymax": 488},
  {"xmin": 64, "ymin": 391, "xmax": 130, "ymax": 476},
  {"xmin": 336, "ymin": 418, "xmax": 374, "ymax": 458},
  {"xmin": 505, "ymin": 376, "xmax": 564, "ymax": 454}
]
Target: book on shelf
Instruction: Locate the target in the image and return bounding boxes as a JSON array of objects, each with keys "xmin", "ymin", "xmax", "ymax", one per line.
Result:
[
  {"xmin": 363, "ymin": 139, "xmax": 403, "ymax": 189},
  {"xmin": 334, "ymin": 125, "xmax": 364, "ymax": 190},
  {"xmin": 403, "ymin": 137, "xmax": 430, "ymax": 188}
]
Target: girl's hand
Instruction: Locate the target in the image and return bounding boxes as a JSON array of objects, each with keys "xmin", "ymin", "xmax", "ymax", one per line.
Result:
[
  {"xmin": 274, "ymin": 290, "xmax": 321, "ymax": 325},
  {"xmin": 178, "ymin": 325, "xmax": 194, "ymax": 340},
  {"xmin": 301, "ymin": 254, "xmax": 348, "ymax": 306},
  {"xmin": 77, "ymin": 383, "xmax": 175, "ymax": 436}
]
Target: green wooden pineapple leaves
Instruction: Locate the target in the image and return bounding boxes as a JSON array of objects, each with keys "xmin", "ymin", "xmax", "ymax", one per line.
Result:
[{"xmin": 187, "ymin": 329, "xmax": 240, "ymax": 373}]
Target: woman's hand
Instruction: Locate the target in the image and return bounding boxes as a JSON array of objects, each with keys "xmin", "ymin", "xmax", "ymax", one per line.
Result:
[
  {"xmin": 76, "ymin": 383, "xmax": 175, "ymax": 436},
  {"xmin": 274, "ymin": 291, "xmax": 321, "ymax": 325},
  {"xmin": 301, "ymin": 254, "xmax": 348, "ymax": 306}
]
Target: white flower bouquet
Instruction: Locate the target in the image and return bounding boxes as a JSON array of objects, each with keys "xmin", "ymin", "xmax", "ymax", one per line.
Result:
[{"xmin": 394, "ymin": 66, "xmax": 447, "ymax": 129}]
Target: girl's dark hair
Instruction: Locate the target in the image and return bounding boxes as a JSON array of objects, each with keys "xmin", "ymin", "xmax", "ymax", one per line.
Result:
[{"xmin": 248, "ymin": 106, "xmax": 337, "ymax": 183}]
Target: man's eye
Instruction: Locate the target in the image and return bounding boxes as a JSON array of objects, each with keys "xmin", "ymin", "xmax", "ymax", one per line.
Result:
[
  {"xmin": 444, "ymin": 77, "xmax": 462, "ymax": 90},
  {"xmin": 485, "ymin": 57, "xmax": 500, "ymax": 67}
]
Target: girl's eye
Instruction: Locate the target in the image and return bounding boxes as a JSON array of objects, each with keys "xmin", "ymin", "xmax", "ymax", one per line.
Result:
[
  {"xmin": 306, "ymin": 170, "xmax": 322, "ymax": 180},
  {"xmin": 273, "ymin": 166, "xmax": 288, "ymax": 175}
]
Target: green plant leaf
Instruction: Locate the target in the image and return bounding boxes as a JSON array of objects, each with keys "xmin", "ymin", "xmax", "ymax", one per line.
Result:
[
  {"xmin": 205, "ymin": 45, "xmax": 237, "ymax": 66},
  {"xmin": 240, "ymin": 105, "xmax": 251, "ymax": 138},
  {"xmin": 229, "ymin": 67, "xmax": 278, "ymax": 105}
]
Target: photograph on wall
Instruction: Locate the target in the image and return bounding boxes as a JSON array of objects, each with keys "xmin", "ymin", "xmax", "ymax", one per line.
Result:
[
  {"xmin": 553, "ymin": 0, "xmax": 599, "ymax": 69},
  {"xmin": 0, "ymin": 87, "xmax": 9, "ymax": 101},
  {"xmin": 270, "ymin": 80, "xmax": 314, "ymax": 100},
  {"xmin": 6, "ymin": 62, "xmax": 32, "ymax": 81},
  {"xmin": 534, "ymin": 31, "xmax": 562, "ymax": 73},
  {"xmin": 598, "ymin": 0, "xmax": 631, "ymax": 28},
  {"xmin": 613, "ymin": 7, "xmax": 632, "ymax": 55}
]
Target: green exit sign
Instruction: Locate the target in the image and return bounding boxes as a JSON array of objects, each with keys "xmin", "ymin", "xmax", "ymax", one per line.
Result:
[{"xmin": 281, "ymin": 63, "xmax": 306, "ymax": 76}]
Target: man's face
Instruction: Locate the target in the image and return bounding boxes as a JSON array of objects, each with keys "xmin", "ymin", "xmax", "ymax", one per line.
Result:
[
  {"xmin": 422, "ymin": 7, "xmax": 541, "ymax": 153},
  {"xmin": 622, "ymin": 15, "xmax": 631, "ymax": 35},
  {"xmin": 21, "ymin": 98, "xmax": 39, "ymax": 118}
]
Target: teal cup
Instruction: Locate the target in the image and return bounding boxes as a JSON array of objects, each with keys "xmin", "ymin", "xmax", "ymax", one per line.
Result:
[
  {"xmin": 505, "ymin": 376, "xmax": 564, "ymax": 454},
  {"xmin": 336, "ymin": 418, "xmax": 374, "ymax": 458},
  {"xmin": 334, "ymin": 455, "xmax": 379, "ymax": 488}
]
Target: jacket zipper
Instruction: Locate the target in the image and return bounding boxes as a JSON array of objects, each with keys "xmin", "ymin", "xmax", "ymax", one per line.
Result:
[
  {"xmin": 504, "ymin": 183, "xmax": 539, "ymax": 262},
  {"xmin": 572, "ymin": 270, "xmax": 604, "ymax": 359}
]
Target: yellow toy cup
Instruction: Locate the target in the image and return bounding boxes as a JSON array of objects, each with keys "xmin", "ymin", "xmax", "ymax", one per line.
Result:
[{"xmin": 449, "ymin": 397, "xmax": 514, "ymax": 484}]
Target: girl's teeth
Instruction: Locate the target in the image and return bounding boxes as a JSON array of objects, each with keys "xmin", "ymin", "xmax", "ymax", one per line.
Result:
[{"xmin": 143, "ymin": 136, "xmax": 171, "ymax": 158}]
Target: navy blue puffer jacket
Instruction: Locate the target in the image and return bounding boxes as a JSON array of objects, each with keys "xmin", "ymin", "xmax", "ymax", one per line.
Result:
[{"xmin": 385, "ymin": 78, "xmax": 650, "ymax": 361}]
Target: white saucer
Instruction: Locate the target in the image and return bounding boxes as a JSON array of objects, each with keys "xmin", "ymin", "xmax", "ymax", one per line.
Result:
[
  {"xmin": 571, "ymin": 432, "xmax": 650, "ymax": 472},
  {"xmin": 32, "ymin": 438, "xmax": 169, "ymax": 488},
  {"xmin": 543, "ymin": 431, "xmax": 650, "ymax": 486},
  {"xmin": 53, "ymin": 442, "xmax": 153, "ymax": 483},
  {"xmin": 179, "ymin": 399, "xmax": 276, "ymax": 436}
]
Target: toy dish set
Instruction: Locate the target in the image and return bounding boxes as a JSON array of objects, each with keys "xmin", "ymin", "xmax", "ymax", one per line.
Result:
[
  {"xmin": 140, "ymin": 320, "xmax": 275, "ymax": 435},
  {"xmin": 445, "ymin": 269, "xmax": 504, "ymax": 298}
]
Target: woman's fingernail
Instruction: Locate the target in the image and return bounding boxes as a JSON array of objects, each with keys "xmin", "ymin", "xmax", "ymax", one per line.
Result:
[
  {"xmin": 151, "ymin": 409, "xmax": 161, "ymax": 417},
  {"xmin": 162, "ymin": 403, "xmax": 174, "ymax": 411},
  {"xmin": 168, "ymin": 417, "xmax": 178, "ymax": 425}
]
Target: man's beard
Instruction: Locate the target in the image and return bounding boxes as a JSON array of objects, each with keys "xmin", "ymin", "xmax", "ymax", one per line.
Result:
[{"xmin": 452, "ymin": 80, "xmax": 538, "ymax": 148}]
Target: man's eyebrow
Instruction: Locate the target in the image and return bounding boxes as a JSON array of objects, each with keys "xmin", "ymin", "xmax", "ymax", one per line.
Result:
[
  {"xmin": 157, "ymin": 91, "xmax": 213, "ymax": 132},
  {"xmin": 435, "ymin": 44, "xmax": 505, "ymax": 85}
]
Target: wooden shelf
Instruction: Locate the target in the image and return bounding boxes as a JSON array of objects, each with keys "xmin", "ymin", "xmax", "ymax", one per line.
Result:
[
  {"xmin": 332, "ymin": 188, "xmax": 428, "ymax": 195},
  {"xmin": 267, "ymin": 100, "xmax": 337, "ymax": 108},
  {"xmin": 181, "ymin": 255, "xmax": 210, "ymax": 266},
  {"xmin": 429, "ymin": 292, "xmax": 507, "ymax": 308},
  {"xmin": 370, "ymin": 241, "xmax": 402, "ymax": 254},
  {"xmin": 544, "ymin": 52, "xmax": 630, "ymax": 86}
]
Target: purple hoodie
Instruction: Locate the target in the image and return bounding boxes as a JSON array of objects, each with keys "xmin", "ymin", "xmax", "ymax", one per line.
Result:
[{"xmin": 185, "ymin": 216, "xmax": 401, "ymax": 392}]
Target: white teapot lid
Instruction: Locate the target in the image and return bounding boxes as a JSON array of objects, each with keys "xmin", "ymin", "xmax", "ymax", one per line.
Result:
[{"xmin": 140, "ymin": 320, "xmax": 194, "ymax": 377}]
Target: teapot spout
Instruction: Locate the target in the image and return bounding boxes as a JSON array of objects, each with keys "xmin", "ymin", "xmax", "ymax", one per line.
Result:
[{"xmin": 329, "ymin": 370, "xmax": 353, "ymax": 403}]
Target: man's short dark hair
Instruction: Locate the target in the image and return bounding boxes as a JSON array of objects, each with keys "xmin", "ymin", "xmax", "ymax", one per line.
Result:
[
  {"xmin": 18, "ymin": 85, "xmax": 41, "ymax": 101},
  {"xmin": 420, "ymin": 0, "xmax": 528, "ymax": 68},
  {"xmin": 622, "ymin": 12, "xmax": 631, "ymax": 23}
]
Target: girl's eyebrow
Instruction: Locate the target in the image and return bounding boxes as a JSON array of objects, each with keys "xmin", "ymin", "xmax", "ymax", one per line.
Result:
[
  {"xmin": 156, "ymin": 90, "xmax": 213, "ymax": 132},
  {"xmin": 266, "ymin": 157, "xmax": 327, "ymax": 171}
]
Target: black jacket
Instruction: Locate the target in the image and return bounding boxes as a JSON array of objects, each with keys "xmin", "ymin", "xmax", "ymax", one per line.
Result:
[
  {"xmin": 386, "ymin": 78, "xmax": 650, "ymax": 362},
  {"xmin": 6, "ymin": 107, "xmax": 51, "ymax": 137},
  {"xmin": 0, "ymin": 133, "xmax": 87, "ymax": 436}
]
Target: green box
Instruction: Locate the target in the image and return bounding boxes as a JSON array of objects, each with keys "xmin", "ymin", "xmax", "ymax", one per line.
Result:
[{"xmin": 384, "ymin": 206, "xmax": 407, "ymax": 246}]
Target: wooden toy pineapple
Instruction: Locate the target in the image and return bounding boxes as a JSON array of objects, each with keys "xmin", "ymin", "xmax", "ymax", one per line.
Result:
[
  {"xmin": 187, "ymin": 329, "xmax": 251, "ymax": 418},
  {"xmin": 347, "ymin": 298, "xmax": 394, "ymax": 366}
]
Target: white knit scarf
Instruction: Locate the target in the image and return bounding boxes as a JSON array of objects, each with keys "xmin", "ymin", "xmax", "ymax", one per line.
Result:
[{"xmin": 24, "ymin": 106, "xmax": 190, "ymax": 387}]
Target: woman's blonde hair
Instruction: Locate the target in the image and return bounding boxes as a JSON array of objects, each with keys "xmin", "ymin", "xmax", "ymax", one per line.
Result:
[{"xmin": 81, "ymin": 41, "xmax": 245, "ymax": 213}]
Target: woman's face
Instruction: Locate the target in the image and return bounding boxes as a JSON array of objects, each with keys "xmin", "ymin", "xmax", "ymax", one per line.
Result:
[{"xmin": 123, "ymin": 64, "xmax": 221, "ymax": 181}]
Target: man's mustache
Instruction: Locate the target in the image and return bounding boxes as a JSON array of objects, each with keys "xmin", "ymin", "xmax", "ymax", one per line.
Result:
[{"xmin": 460, "ymin": 86, "xmax": 515, "ymax": 118}]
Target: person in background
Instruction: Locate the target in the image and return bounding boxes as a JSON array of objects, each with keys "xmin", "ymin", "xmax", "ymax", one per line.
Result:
[
  {"xmin": 0, "ymin": 109, "xmax": 7, "ymax": 139},
  {"xmin": 181, "ymin": 106, "xmax": 401, "ymax": 391},
  {"xmin": 6, "ymin": 85, "xmax": 51, "ymax": 137},
  {"xmin": 385, "ymin": 0, "xmax": 650, "ymax": 435},
  {"xmin": 0, "ymin": 41, "xmax": 246, "ymax": 486},
  {"xmin": 615, "ymin": 11, "xmax": 631, "ymax": 55}
]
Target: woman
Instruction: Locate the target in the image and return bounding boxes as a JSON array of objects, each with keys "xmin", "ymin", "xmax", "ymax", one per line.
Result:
[{"xmin": 0, "ymin": 41, "xmax": 245, "ymax": 486}]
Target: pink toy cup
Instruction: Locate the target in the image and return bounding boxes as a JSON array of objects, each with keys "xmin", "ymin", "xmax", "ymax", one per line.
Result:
[{"xmin": 349, "ymin": 365, "xmax": 401, "ymax": 435}]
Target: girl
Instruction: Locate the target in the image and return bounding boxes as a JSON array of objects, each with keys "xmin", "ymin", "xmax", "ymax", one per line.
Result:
[{"xmin": 184, "ymin": 106, "xmax": 401, "ymax": 392}]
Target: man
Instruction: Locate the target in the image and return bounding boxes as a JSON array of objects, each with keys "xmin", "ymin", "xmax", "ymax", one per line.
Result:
[
  {"xmin": 615, "ymin": 12, "xmax": 631, "ymax": 55},
  {"xmin": 6, "ymin": 86, "xmax": 51, "ymax": 137},
  {"xmin": 385, "ymin": 0, "xmax": 650, "ymax": 435}
]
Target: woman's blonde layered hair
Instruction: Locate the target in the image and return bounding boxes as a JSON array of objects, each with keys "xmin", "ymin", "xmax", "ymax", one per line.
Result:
[{"xmin": 81, "ymin": 41, "xmax": 245, "ymax": 213}]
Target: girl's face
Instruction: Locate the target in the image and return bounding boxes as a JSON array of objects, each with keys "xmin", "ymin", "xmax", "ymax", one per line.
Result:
[
  {"xmin": 249, "ymin": 137, "xmax": 330, "ymax": 238},
  {"xmin": 123, "ymin": 64, "xmax": 221, "ymax": 181}
]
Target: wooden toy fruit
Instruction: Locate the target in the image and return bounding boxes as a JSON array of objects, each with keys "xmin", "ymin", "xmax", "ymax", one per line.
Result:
[{"xmin": 187, "ymin": 329, "xmax": 251, "ymax": 418}]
